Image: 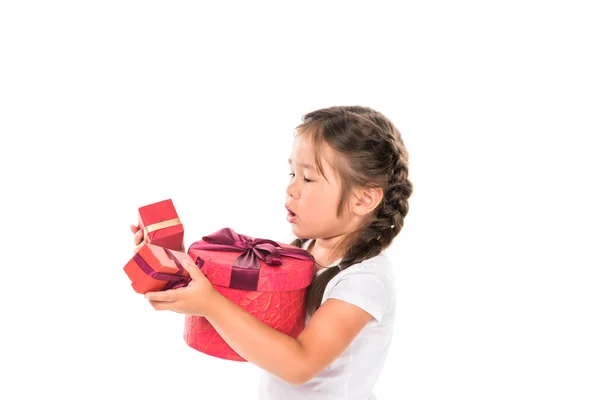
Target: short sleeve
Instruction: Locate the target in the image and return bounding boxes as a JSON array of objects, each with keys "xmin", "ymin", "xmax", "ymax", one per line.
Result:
[{"xmin": 323, "ymin": 266, "xmax": 392, "ymax": 325}]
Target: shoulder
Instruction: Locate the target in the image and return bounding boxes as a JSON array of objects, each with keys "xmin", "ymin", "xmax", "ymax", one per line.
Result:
[
  {"xmin": 340, "ymin": 251, "xmax": 394, "ymax": 277},
  {"xmin": 331, "ymin": 251, "xmax": 395, "ymax": 291},
  {"xmin": 322, "ymin": 252, "xmax": 396, "ymax": 324}
]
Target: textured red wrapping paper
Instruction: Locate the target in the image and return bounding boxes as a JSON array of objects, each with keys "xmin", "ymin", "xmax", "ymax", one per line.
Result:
[
  {"xmin": 184, "ymin": 228, "xmax": 315, "ymax": 362},
  {"xmin": 138, "ymin": 199, "xmax": 184, "ymax": 251},
  {"xmin": 124, "ymin": 243, "xmax": 193, "ymax": 294}
]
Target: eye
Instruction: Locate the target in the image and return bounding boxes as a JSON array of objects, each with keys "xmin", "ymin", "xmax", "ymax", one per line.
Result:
[{"xmin": 288, "ymin": 172, "xmax": 312, "ymax": 183}]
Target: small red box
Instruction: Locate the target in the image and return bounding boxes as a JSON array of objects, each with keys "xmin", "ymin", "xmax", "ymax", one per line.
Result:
[
  {"xmin": 138, "ymin": 199, "xmax": 184, "ymax": 251},
  {"xmin": 183, "ymin": 227, "xmax": 315, "ymax": 362},
  {"xmin": 124, "ymin": 243, "xmax": 193, "ymax": 294}
]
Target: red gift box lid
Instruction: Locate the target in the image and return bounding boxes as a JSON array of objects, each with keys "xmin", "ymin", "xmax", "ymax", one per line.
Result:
[
  {"xmin": 137, "ymin": 243, "xmax": 191, "ymax": 276},
  {"xmin": 188, "ymin": 228, "xmax": 315, "ymax": 292},
  {"xmin": 124, "ymin": 243, "xmax": 192, "ymax": 294}
]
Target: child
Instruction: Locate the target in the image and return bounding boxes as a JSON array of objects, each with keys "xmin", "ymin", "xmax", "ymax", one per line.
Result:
[{"xmin": 130, "ymin": 105, "xmax": 413, "ymax": 399}]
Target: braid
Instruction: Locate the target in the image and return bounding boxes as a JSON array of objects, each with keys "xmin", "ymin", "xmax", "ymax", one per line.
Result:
[
  {"xmin": 377, "ymin": 140, "xmax": 412, "ymax": 246},
  {"xmin": 290, "ymin": 237, "xmax": 308, "ymax": 249},
  {"xmin": 292, "ymin": 105, "xmax": 413, "ymax": 316}
]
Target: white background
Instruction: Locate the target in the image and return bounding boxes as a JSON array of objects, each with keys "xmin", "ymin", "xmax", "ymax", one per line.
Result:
[{"xmin": 1, "ymin": 1, "xmax": 599, "ymax": 399}]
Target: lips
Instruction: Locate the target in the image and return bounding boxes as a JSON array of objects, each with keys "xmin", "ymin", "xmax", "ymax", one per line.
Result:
[
  {"xmin": 286, "ymin": 205, "xmax": 298, "ymax": 223},
  {"xmin": 285, "ymin": 205, "xmax": 297, "ymax": 217}
]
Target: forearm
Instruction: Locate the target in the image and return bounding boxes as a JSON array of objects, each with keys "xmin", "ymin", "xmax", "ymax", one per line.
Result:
[{"xmin": 204, "ymin": 291, "xmax": 308, "ymax": 385}]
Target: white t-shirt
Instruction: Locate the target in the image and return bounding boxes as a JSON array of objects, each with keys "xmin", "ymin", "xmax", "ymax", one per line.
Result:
[{"xmin": 258, "ymin": 239, "xmax": 396, "ymax": 400}]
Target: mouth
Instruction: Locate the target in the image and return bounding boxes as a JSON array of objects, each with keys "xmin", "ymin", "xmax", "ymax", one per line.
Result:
[{"xmin": 285, "ymin": 205, "xmax": 298, "ymax": 222}]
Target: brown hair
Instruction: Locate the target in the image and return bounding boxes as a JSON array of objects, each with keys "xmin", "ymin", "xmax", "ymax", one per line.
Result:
[{"xmin": 290, "ymin": 106, "xmax": 413, "ymax": 316}]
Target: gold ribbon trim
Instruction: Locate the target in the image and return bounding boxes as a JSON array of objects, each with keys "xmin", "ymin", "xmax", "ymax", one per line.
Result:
[{"xmin": 143, "ymin": 218, "xmax": 181, "ymax": 242}]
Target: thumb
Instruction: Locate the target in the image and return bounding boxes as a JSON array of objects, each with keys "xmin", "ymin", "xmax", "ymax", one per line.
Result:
[{"xmin": 182, "ymin": 258, "xmax": 203, "ymax": 279}]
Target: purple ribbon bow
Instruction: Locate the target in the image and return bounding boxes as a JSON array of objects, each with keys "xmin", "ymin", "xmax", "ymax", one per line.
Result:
[
  {"xmin": 134, "ymin": 248, "xmax": 191, "ymax": 291},
  {"xmin": 189, "ymin": 227, "xmax": 313, "ymax": 291}
]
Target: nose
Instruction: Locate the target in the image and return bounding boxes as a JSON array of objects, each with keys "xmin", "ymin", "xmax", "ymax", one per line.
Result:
[{"xmin": 286, "ymin": 179, "xmax": 300, "ymax": 199}]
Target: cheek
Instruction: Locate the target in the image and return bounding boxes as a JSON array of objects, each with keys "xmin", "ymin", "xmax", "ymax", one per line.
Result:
[
  {"xmin": 305, "ymin": 188, "xmax": 325, "ymax": 205},
  {"xmin": 311, "ymin": 189, "xmax": 338, "ymax": 215}
]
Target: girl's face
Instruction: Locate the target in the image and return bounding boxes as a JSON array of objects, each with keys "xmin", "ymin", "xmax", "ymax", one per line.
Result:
[{"xmin": 285, "ymin": 134, "xmax": 350, "ymax": 240}]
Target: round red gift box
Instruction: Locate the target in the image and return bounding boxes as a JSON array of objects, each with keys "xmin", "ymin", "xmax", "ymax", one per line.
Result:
[{"xmin": 184, "ymin": 229, "xmax": 315, "ymax": 362}]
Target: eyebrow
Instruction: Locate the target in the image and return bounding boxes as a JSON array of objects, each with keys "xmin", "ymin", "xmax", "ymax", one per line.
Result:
[{"xmin": 288, "ymin": 159, "xmax": 316, "ymax": 170}]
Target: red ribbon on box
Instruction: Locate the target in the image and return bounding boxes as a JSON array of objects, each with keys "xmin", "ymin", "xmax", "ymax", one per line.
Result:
[
  {"xmin": 133, "ymin": 248, "xmax": 191, "ymax": 291},
  {"xmin": 189, "ymin": 228, "xmax": 314, "ymax": 291}
]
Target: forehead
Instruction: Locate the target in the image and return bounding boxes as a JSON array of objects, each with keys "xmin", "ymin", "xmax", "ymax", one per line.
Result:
[
  {"xmin": 290, "ymin": 134, "xmax": 315, "ymax": 160},
  {"xmin": 289, "ymin": 133, "xmax": 337, "ymax": 179}
]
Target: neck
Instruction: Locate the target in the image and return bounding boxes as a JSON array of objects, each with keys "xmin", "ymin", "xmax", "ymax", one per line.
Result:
[
  {"xmin": 309, "ymin": 216, "xmax": 363, "ymax": 267},
  {"xmin": 310, "ymin": 233, "xmax": 348, "ymax": 266}
]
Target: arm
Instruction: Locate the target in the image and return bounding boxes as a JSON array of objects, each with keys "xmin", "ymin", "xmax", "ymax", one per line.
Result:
[
  {"xmin": 145, "ymin": 259, "xmax": 377, "ymax": 385},
  {"xmin": 204, "ymin": 293, "xmax": 373, "ymax": 385}
]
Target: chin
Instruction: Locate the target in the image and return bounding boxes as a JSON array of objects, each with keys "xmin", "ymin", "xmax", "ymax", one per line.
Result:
[
  {"xmin": 290, "ymin": 224, "xmax": 305, "ymax": 239},
  {"xmin": 291, "ymin": 226, "xmax": 318, "ymax": 242}
]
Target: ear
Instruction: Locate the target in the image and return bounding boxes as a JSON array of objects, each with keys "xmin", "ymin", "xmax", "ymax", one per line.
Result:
[{"xmin": 351, "ymin": 187, "xmax": 384, "ymax": 217}]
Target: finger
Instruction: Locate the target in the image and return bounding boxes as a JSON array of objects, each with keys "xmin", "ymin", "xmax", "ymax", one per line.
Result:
[
  {"xmin": 133, "ymin": 230, "xmax": 144, "ymax": 246},
  {"xmin": 130, "ymin": 224, "xmax": 139, "ymax": 234},
  {"xmin": 145, "ymin": 289, "xmax": 181, "ymax": 302},
  {"xmin": 148, "ymin": 299, "xmax": 177, "ymax": 311}
]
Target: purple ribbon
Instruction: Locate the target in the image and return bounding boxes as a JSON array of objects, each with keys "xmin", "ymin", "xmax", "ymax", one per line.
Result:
[
  {"xmin": 133, "ymin": 247, "xmax": 190, "ymax": 291},
  {"xmin": 189, "ymin": 227, "xmax": 313, "ymax": 291}
]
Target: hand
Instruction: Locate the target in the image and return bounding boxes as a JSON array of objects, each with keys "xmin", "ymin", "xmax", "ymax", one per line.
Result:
[
  {"xmin": 144, "ymin": 258, "xmax": 218, "ymax": 317},
  {"xmin": 130, "ymin": 224, "xmax": 145, "ymax": 253}
]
